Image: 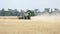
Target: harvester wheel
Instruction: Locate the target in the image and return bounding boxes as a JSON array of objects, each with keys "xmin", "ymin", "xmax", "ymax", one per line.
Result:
[{"xmin": 28, "ymin": 16, "xmax": 30, "ymax": 19}]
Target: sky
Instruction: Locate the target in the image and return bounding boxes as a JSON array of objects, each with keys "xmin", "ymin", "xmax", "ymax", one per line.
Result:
[{"xmin": 0, "ymin": 0, "xmax": 60, "ymax": 11}]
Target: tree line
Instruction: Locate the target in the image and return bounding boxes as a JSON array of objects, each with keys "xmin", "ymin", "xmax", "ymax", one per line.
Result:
[{"xmin": 0, "ymin": 8, "xmax": 60, "ymax": 16}]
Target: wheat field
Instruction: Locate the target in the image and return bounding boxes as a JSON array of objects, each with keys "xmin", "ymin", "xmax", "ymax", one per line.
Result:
[{"xmin": 0, "ymin": 16, "xmax": 60, "ymax": 34}]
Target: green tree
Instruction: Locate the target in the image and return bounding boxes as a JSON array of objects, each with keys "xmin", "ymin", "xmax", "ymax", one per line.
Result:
[
  {"xmin": 34, "ymin": 9, "xmax": 39, "ymax": 16},
  {"xmin": 44, "ymin": 8, "xmax": 50, "ymax": 13},
  {"xmin": 20, "ymin": 9, "xmax": 25, "ymax": 16},
  {"xmin": 1, "ymin": 8, "xmax": 5, "ymax": 16}
]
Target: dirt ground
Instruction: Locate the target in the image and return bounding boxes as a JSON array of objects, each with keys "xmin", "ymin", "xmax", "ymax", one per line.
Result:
[{"xmin": 0, "ymin": 16, "xmax": 60, "ymax": 34}]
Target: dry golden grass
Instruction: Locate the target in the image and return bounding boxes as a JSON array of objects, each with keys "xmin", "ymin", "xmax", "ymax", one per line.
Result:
[{"xmin": 0, "ymin": 16, "xmax": 60, "ymax": 34}]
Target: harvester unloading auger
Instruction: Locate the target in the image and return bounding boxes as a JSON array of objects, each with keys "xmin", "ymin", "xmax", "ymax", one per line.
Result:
[{"xmin": 18, "ymin": 10, "xmax": 31, "ymax": 20}]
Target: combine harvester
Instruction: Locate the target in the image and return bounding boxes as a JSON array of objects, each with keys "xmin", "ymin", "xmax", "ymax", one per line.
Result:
[
  {"xmin": 18, "ymin": 10, "xmax": 31, "ymax": 20},
  {"xmin": 18, "ymin": 12, "xmax": 31, "ymax": 20}
]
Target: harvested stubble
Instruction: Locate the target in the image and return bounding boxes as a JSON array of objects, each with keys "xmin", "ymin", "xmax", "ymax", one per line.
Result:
[{"xmin": 0, "ymin": 16, "xmax": 60, "ymax": 34}]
